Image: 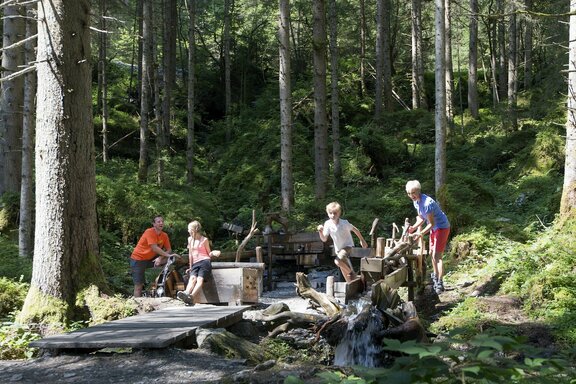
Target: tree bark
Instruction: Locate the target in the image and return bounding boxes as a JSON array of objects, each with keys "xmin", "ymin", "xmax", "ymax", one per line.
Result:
[
  {"xmin": 0, "ymin": 0, "xmax": 25, "ymax": 196},
  {"xmin": 313, "ymin": 0, "xmax": 328, "ymax": 199},
  {"xmin": 279, "ymin": 0, "xmax": 294, "ymax": 212},
  {"xmin": 523, "ymin": 0, "xmax": 533, "ymax": 89},
  {"xmin": 20, "ymin": 0, "xmax": 106, "ymax": 328},
  {"xmin": 19, "ymin": 4, "xmax": 37, "ymax": 258}
]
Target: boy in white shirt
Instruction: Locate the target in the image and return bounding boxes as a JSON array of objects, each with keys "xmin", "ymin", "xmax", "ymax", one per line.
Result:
[{"xmin": 317, "ymin": 202, "xmax": 368, "ymax": 282}]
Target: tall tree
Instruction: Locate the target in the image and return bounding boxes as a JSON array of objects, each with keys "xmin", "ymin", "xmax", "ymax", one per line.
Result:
[
  {"xmin": 359, "ymin": 0, "xmax": 367, "ymax": 97},
  {"xmin": 158, "ymin": 0, "xmax": 177, "ymax": 185},
  {"xmin": 507, "ymin": 1, "xmax": 518, "ymax": 130},
  {"xmin": 468, "ymin": 0, "xmax": 479, "ymax": 119},
  {"xmin": 186, "ymin": 0, "xmax": 196, "ymax": 185},
  {"xmin": 434, "ymin": 0, "xmax": 447, "ymax": 197},
  {"xmin": 279, "ymin": 0, "xmax": 294, "ymax": 212},
  {"xmin": 137, "ymin": 0, "xmax": 153, "ymax": 183},
  {"xmin": 19, "ymin": 4, "xmax": 37, "ymax": 258},
  {"xmin": 523, "ymin": 0, "xmax": 533, "ymax": 88},
  {"xmin": 0, "ymin": 0, "xmax": 25, "ymax": 196},
  {"xmin": 313, "ymin": 0, "xmax": 328, "ymax": 199},
  {"xmin": 496, "ymin": 0, "xmax": 507, "ymax": 101},
  {"xmin": 375, "ymin": 0, "xmax": 393, "ymax": 120},
  {"xmin": 444, "ymin": 0, "xmax": 454, "ymax": 125},
  {"xmin": 20, "ymin": 0, "xmax": 106, "ymax": 327},
  {"xmin": 561, "ymin": 0, "xmax": 576, "ymax": 217},
  {"xmin": 98, "ymin": 0, "xmax": 110, "ymax": 162},
  {"xmin": 328, "ymin": 0, "xmax": 341, "ymax": 184},
  {"xmin": 224, "ymin": 0, "xmax": 232, "ymax": 142},
  {"xmin": 411, "ymin": 0, "xmax": 427, "ymax": 109}
]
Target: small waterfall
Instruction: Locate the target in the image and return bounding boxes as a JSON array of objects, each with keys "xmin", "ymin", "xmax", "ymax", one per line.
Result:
[{"xmin": 333, "ymin": 299, "xmax": 384, "ymax": 367}]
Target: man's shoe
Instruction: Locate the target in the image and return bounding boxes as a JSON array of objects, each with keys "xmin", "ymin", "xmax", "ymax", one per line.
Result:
[
  {"xmin": 431, "ymin": 272, "xmax": 438, "ymax": 285},
  {"xmin": 177, "ymin": 291, "xmax": 194, "ymax": 305}
]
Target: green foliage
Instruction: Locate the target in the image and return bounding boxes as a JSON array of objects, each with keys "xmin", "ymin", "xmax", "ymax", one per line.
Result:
[
  {"xmin": 0, "ymin": 192, "xmax": 19, "ymax": 235},
  {"xmin": 288, "ymin": 334, "xmax": 576, "ymax": 384},
  {"xmin": 0, "ymin": 322, "xmax": 40, "ymax": 360},
  {"xmin": 0, "ymin": 236, "xmax": 32, "ymax": 281},
  {"xmin": 0, "ymin": 277, "xmax": 29, "ymax": 320}
]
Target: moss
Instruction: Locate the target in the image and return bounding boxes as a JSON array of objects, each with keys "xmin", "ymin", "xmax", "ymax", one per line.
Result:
[
  {"xmin": 17, "ymin": 286, "xmax": 70, "ymax": 335},
  {"xmin": 77, "ymin": 285, "xmax": 137, "ymax": 325}
]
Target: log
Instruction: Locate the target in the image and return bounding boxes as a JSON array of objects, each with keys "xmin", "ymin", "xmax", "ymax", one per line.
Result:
[{"xmin": 295, "ymin": 272, "xmax": 342, "ymax": 317}]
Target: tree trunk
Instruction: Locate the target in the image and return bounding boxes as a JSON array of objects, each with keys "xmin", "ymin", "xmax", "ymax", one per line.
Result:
[
  {"xmin": 138, "ymin": 0, "xmax": 153, "ymax": 183},
  {"xmin": 158, "ymin": 0, "xmax": 177, "ymax": 185},
  {"xmin": 434, "ymin": 0, "xmax": 447, "ymax": 195},
  {"xmin": 382, "ymin": 0, "xmax": 393, "ymax": 112},
  {"xmin": 98, "ymin": 0, "xmax": 109, "ymax": 162},
  {"xmin": 313, "ymin": 0, "xmax": 328, "ymax": 199},
  {"xmin": 444, "ymin": 0, "xmax": 453, "ymax": 126},
  {"xmin": 375, "ymin": 0, "xmax": 384, "ymax": 121},
  {"xmin": 279, "ymin": 0, "xmax": 294, "ymax": 212},
  {"xmin": 507, "ymin": 2, "xmax": 518, "ymax": 130},
  {"xmin": 20, "ymin": 0, "xmax": 106, "ymax": 328},
  {"xmin": 359, "ymin": 0, "xmax": 367, "ymax": 97},
  {"xmin": 560, "ymin": 0, "xmax": 576, "ymax": 218},
  {"xmin": 224, "ymin": 0, "xmax": 232, "ymax": 142},
  {"xmin": 328, "ymin": 0, "xmax": 342, "ymax": 184},
  {"xmin": 411, "ymin": 0, "xmax": 427, "ymax": 110},
  {"xmin": 468, "ymin": 0, "xmax": 479, "ymax": 119},
  {"xmin": 496, "ymin": 0, "xmax": 507, "ymax": 101},
  {"xmin": 523, "ymin": 0, "xmax": 533, "ymax": 89},
  {"xmin": 19, "ymin": 4, "xmax": 37, "ymax": 258},
  {"xmin": 186, "ymin": 0, "xmax": 196, "ymax": 185},
  {"xmin": 0, "ymin": 1, "xmax": 25, "ymax": 196}
]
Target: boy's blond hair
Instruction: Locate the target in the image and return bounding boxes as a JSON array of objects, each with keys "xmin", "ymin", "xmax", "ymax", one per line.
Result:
[{"xmin": 326, "ymin": 201, "xmax": 342, "ymax": 214}]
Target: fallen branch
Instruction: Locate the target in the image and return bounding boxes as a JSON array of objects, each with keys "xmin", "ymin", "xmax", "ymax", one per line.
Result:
[{"xmin": 235, "ymin": 209, "xmax": 258, "ymax": 262}]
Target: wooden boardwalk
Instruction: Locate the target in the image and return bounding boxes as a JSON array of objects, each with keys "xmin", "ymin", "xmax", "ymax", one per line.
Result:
[{"xmin": 30, "ymin": 304, "xmax": 251, "ymax": 351}]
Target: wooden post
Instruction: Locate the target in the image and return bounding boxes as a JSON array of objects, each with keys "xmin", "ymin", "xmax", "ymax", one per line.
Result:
[
  {"xmin": 255, "ymin": 246, "xmax": 263, "ymax": 263},
  {"xmin": 267, "ymin": 234, "xmax": 273, "ymax": 291},
  {"xmin": 376, "ymin": 237, "xmax": 386, "ymax": 257},
  {"xmin": 326, "ymin": 275, "xmax": 334, "ymax": 297}
]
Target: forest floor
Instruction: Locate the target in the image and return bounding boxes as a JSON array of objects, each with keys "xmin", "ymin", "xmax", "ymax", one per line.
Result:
[{"xmin": 0, "ymin": 272, "xmax": 556, "ymax": 384}]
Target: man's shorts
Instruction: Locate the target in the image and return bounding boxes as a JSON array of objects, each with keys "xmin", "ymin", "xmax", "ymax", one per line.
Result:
[
  {"xmin": 430, "ymin": 228, "xmax": 450, "ymax": 254},
  {"xmin": 190, "ymin": 259, "xmax": 212, "ymax": 279},
  {"xmin": 130, "ymin": 258, "xmax": 156, "ymax": 284},
  {"xmin": 336, "ymin": 247, "xmax": 352, "ymax": 261}
]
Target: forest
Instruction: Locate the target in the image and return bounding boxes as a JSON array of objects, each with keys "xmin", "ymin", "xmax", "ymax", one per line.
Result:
[{"xmin": 0, "ymin": 0, "xmax": 575, "ymax": 382}]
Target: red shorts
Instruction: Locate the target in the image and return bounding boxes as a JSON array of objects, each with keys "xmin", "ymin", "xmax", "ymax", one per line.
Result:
[{"xmin": 429, "ymin": 228, "xmax": 450, "ymax": 254}]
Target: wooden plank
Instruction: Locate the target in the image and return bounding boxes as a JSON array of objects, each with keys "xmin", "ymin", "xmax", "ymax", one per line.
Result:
[
  {"xmin": 382, "ymin": 265, "xmax": 407, "ymax": 290},
  {"xmin": 29, "ymin": 305, "xmax": 251, "ymax": 350},
  {"xmin": 197, "ymin": 268, "xmax": 262, "ymax": 304}
]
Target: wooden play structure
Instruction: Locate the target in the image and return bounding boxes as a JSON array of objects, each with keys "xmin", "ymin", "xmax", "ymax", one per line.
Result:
[{"xmin": 333, "ymin": 218, "xmax": 428, "ymax": 303}]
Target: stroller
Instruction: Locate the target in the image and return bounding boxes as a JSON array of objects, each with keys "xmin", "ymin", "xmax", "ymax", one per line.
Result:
[{"xmin": 149, "ymin": 255, "xmax": 186, "ymax": 298}]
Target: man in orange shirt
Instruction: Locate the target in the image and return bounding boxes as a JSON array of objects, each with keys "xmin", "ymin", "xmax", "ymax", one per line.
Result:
[{"xmin": 130, "ymin": 215, "xmax": 178, "ymax": 297}]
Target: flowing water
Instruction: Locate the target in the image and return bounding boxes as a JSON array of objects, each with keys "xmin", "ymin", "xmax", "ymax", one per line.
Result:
[{"xmin": 333, "ymin": 298, "xmax": 385, "ymax": 367}]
